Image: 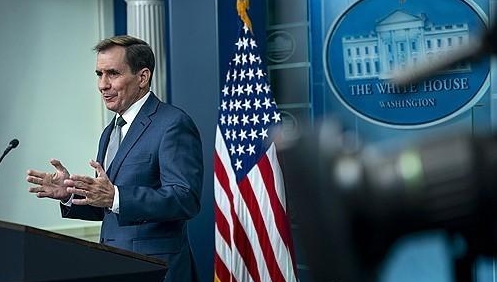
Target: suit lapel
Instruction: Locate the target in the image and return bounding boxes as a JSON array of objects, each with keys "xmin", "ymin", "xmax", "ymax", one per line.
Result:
[
  {"xmin": 99, "ymin": 119, "xmax": 115, "ymax": 168},
  {"xmin": 107, "ymin": 94, "xmax": 160, "ymax": 181}
]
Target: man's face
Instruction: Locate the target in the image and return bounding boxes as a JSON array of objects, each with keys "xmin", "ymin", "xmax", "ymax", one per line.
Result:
[{"xmin": 95, "ymin": 45, "xmax": 146, "ymax": 115}]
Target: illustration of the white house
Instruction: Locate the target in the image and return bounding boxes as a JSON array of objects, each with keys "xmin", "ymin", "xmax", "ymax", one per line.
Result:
[{"xmin": 342, "ymin": 10, "xmax": 470, "ymax": 80}]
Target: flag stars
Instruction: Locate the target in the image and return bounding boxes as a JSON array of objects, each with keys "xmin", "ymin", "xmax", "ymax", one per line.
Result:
[
  {"xmin": 218, "ymin": 25, "xmax": 288, "ymax": 178},
  {"xmin": 235, "ymin": 84, "xmax": 244, "ymax": 96},
  {"xmin": 262, "ymin": 113, "xmax": 270, "ymax": 124},
  {"xmin": 221, "ymin": 100, "xmax": 227, "ymax": 111},
  {"xmin": 246, "ymin": 68, "xmax": 255, "ymax": 80},
  {"xmin": 232, "ymin": 114, "xmax": 239, "ymax": 126},
  {"xmin": 250, "ymin": 38, "xmax": 257, "ymax": 49},
  {"xmin": 272, "ymin": 111, "xmax": 281, "ymax": 123},
  {"xmin": 256, "ymin": 69, "xmax": 264, "ymax": 79},
  {"xmin": 247, "ymin": 144, "xmax": 256, "ymax": 155},
  {"xmin": 263, "ymin": 97, "xmax": 272, "ymax": 109},
  {"xmin": 250, "ymin": 113, "xmax": 260, "ymax": 125},
  {"xmin": 243, "ymin": 100, "xmax": 251, "ymax": 111},
  {"xmin": 239, "ymin": 129, "xmax": 247, "ymax": 141},
  {"xmin": 255, "ymin": 83, "xmax": 263, "ymax": 94},
  {"xmin": 230, "ymin": 144, "xmax": 236, "ymax": 156},
  {"xmin": 244, "ymin": 84, "xmax": 253, "ymax": 95},
  {"xmin": 234, "ymin": 99, "xmax": 242, "ymax": 111},
  {"xmin": 235, "ymin": 38, "xmax": 244, "ymax": 50},
  {"xmin": 234, "ymin": 159, "xmax": 242, "ymax": 171},
  {"xmin": 219, "ymin": 114, "xmax": 226, "ymax": 125},
  {"xmin": 253, "ymin": 98, "xmax": 261, "ymax": 110},
  {"xmin": 264, "ymin": 83, "xmax": 271, "ymax": 93},
  {"xmin": 249, "ymin": 53, "xmax": 257, "ymax": 64},
  {"xmin": 222, "ymin": 85, "xmax": 229, "ymax": 96},
  {"xmin": 238, "ymin": 69, "xmax": 246, "ymax": 80},
  {"xmin": 259, "ymin": 128, "xmax": 269, "ymax": 139},
  {"xmin": 241, "ymin": 114, "xmax": 250, "ymax": 125},
  {"xmin": 249, "ymin": 129, "xmax": 258, "ymax": 140},
  {"xmin": 236, "ymin": 144, "xmax": 245, "ymax": 156},
  {"xmin": 233, "ymin": 53, "xmax": 241, "ymax": 65},
  {"xmin": 242, "ymin": 37, "xmax": 249, "ymax": 50},
  {"xmin": 224, "ymin": 129, "xmax": 231, "ymax": 141}
]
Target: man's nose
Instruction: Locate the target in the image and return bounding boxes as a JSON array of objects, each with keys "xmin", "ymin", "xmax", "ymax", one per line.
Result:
[{"xmin": 98, "ymin": 76, "xmax": 110, "ymax": 90}]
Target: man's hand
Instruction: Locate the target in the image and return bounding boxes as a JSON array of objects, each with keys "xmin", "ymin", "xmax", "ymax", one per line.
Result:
[
  {"xmin": 26, "ymin": 159, "xmax": 71, "ymax": 201},
  {"xmin": 65, "ymin": 160, "xmax": 115, "ymax": 208}
]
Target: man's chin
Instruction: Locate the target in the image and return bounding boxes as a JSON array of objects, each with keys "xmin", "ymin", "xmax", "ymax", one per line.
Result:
[{"xmin": 103, "ymin": 101, "xmax": 117, "ymax": 112}]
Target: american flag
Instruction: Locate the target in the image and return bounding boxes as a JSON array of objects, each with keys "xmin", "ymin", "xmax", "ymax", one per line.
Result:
[{"xmin": 214, "ymin": 24, "xmax": 298, "ymax": 282}]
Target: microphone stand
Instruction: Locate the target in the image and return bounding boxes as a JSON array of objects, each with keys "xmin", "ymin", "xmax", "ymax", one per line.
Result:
[{"xmin": 0, "ymin": 149, "xmax": 12, "ymax": 164}]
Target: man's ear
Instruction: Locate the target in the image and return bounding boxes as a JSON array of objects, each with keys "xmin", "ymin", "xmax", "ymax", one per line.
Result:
[{"xmin": 138, "ymin": 68, "xmax": 151, "ymax": 88}]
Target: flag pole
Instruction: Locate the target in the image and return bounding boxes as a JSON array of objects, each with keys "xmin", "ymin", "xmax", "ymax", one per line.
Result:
[{"xmin": 236, "ymin": 0, "xmax": 253, "ymax": 34}]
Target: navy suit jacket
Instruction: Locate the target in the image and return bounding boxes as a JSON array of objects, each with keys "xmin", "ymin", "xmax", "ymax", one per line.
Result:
[{"xmin": 61, "ymin": 93, "xmax": 203, "ymax": 282}]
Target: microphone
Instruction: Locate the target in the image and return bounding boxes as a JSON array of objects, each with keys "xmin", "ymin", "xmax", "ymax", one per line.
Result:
[
  {"xmin": 0, "ymin": 139, "xmax": 20, "ymax": 164},
  {"xmin": 391, "ymin": 19, "xmax": 497, "ymax": 86}
]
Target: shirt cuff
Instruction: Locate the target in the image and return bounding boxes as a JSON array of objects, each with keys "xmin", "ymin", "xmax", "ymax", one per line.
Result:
[
  {"xmin": 60, "ymin": 194, "xmax": 74, "ymax": 206},
  {"xmin": 111, "ymin": 185, "xmax": 120, "ymax": 214}
]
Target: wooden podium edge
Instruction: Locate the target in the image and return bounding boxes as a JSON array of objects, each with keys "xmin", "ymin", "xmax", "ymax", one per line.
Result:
[{"xmin": 0, "ymin": 220, "xmax": 167, "ymax": 267}]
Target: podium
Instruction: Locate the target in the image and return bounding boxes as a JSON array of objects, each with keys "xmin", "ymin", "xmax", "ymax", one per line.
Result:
[{"xmin": 0, "ymin": 220, "xmax": 167, "ymax": 282}]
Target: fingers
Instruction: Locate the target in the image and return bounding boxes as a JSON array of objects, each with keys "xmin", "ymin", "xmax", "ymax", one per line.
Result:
[
  {"xmin": 66, "ymin": 186, "xmax": 89, "ymax": 198},
  {"xmin": 36, "ymin": 191, "xmax": 53, "ymax": 198},
  {"xmin": 66, "ymin": 186, "xmax": 92, "ymax": 206},
  {"xmin": 90, "ymin": 160, "xmax": 107, "ymax": 179},
  {"xmin": 65, "ymin": 186, "xmax": 88, "ymax": 205},
  {"xmin": 50, "ymin": 159, "xmax": 67, "ymax": 172},
  {"xmin": 64, "ymin": 181, "xmax": 89, "ymax": 198},
  {"xmin": 71, "ymin": 197, "xmax": 89, "ymax": 205},
  {"xmin": 26, "ymin": 171, "xmax": 51, "ymax": 185},
  {"xmin": 26, "ymin": 159, "xmax": 67, "ymax": 184},
  {"xmin": 26, "ymin": 169, "xmax": 46, "ymax": 179},
  {"xmin": 26, "ymin": 175, "xmax": 41, "ymax": 185},
  {"xmin": 27, "ymin": 185, "xmax": 51, "ymax": 198},
  {"xmin": 28, "ymin": 185, "xmax": 43, "ymax": 194},
  {"xmin": 65, "ymin": 174, "xmax": 93, "ymax": 205},
  {"xmin": 69, "ymin": 174, "xmax": 95, "ymax": 184}
]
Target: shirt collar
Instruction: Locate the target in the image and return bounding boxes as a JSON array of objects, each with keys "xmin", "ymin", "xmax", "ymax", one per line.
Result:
[{"xmin": 116, "ymin": 91, "xmax": 151, "ymax": 126}]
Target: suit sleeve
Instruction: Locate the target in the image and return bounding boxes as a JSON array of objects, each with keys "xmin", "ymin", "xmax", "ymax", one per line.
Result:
[
  {"xmin": 117, "ymin": 113, "xmax": 204, "ymax": 225},
  {"xmin": 60, "ymin": 200, "xmax": 105, "ymax": 221}
]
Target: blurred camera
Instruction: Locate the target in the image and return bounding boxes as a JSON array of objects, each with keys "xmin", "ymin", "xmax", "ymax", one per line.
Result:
[{"xmin": 281, "ymin": 119, "xmax": 497, "ymax": 282}]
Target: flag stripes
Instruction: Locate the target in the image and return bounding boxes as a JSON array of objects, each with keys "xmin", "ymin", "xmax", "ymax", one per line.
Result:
[{"xmin": 215, "ymin": 131, "xmax": 297, "ymax": 281}]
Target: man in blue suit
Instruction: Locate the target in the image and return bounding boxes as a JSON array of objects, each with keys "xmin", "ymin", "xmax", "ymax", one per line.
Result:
[{"xmin": 26, "ymin": 35, "xmax": 204, "ymax": 282}]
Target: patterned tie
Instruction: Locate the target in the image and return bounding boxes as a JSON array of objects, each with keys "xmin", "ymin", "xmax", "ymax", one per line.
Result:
[{"xmin": 105, "ymin": 116, "xmax": 126, "ymax": 170}]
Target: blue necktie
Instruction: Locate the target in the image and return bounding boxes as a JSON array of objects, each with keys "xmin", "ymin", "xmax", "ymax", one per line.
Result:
[{"xmin": 105, "ymin": 116, "xmax": 126, "ymax": 170}]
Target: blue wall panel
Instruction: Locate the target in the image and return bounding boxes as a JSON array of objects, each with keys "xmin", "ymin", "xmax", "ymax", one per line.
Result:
[{"xmin": 167, "ymin": 1, "xmax": 220, "ymax": 281}]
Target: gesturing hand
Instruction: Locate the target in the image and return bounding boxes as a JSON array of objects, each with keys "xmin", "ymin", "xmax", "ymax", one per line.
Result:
[
  {"xmin": 65, "ymin": 160, "xmax": 115, "ymax": 208},
  {"xmin": 26, "ymin": 159, "xmax": 71, "ymax": 201}
]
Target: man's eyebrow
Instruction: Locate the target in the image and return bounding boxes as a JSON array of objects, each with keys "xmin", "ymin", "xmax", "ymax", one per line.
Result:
[{"xmin": 95, "ymin": 69, "xmax": 120, "ymax": 75}]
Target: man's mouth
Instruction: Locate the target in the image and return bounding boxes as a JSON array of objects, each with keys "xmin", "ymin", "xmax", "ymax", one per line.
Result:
[{"xmin": 103, "ymin": 94, "xmax": 117, "ymax": 101}]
